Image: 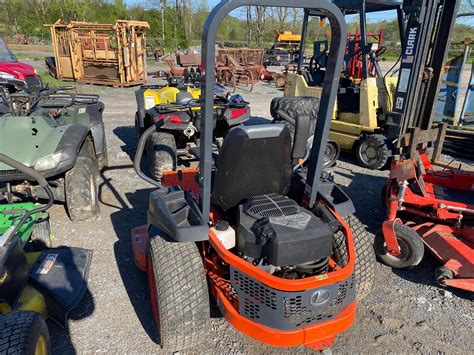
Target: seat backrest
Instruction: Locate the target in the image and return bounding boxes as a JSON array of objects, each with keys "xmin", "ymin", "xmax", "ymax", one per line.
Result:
[{"xmin": 211, "ymin": 124, "xmax": 292, "ymax": 211}]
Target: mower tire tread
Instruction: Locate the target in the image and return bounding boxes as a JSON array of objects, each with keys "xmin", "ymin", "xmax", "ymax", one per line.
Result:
[
  {"xmin": 147, "ymin": 131, "xmax": 177, "ymax": 180},
  {"xmin": 31, "ymin": 219, "xmax": 52, "ymax": 249},
  {"xmin": 0, "ymin": 311, "xmax": 50, "ymax": 355},
  {"xmin": 333, "ymin": 214, "xmax": 376, "ymax": 301},
  {"xmin": 148, "ymin": 234, "xmax": 210, "ymax": 351},
  {"xmin": 65, "ymin": 156, "xmax": 100, "ymax": 222}
]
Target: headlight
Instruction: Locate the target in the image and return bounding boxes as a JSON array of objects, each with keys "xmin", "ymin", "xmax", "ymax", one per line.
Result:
[
  {"xmin": 0, "ymin": 72, "xmax": 14, "ymax": 80},
  {"xmin": 34, "ymin": 151, "xmax": 63, "ymax": 172}
]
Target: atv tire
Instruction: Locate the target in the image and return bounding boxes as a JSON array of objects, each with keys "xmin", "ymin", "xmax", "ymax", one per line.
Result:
[
  {"xmin": 98, "ymin": 137, "xmax": 109, "ymax": 170},
  {"xmin": 147, "ymin": 234, "xmax": 210, "ymax": 351},
  {"xmin": 134, "ymin": 113, "xmax": 144, "ymax": 141},
  {"xmin": 332, "ymin": 214, "xmax": 376, "ymax": 301},
  {"xmin": 0, "ymin": 311, "xmax": 50, "ymax": 355},
  {"xmin": 31, "ymin": 219, "xmax": 52, "ymax": 249},
  {"xmin": 65, "ymin": 156, "xmax": 100, "ymax": 222},
  {"xmin": 374, "ymin": 224, "xmax": 425, "ymax": 269},
  {"xmin": 147, "ymin": 131, "xmax": 177, "ymax": 181},
  {"xmin": 355, "ymin": 134, "xmax": 390, "ymax": 170}
]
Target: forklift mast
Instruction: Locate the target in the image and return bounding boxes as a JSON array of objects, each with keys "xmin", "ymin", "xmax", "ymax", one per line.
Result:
[{"xmin": 386, "ymin": 0, "xmax": 460, "ymax": 148}]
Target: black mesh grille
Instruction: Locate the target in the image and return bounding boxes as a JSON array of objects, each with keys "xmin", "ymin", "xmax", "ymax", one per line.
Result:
[
  {"xmin": 282, "ymin": 275, "xmax": 355, "ymax": 327},
  {"xmin": 233, "ymin": 271, "xmax": 277, "ymax": 309},
  {"xmin": 231, "ymin": 267, "xmax": 356, "ymax": 330},
  {"xmin": 244, "ymin": 193, "xmax": 299, "ymax": 219}
]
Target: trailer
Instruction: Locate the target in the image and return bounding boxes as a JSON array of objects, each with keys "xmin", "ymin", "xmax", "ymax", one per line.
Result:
[{"xmin": 46, "ymin": 20, "xmax": 149, "ymax": 86}]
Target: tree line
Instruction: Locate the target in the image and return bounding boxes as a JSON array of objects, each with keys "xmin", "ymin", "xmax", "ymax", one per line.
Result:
[{"xmin": 0, "ymin": 0, "xmax": 472, "ymax": 52}]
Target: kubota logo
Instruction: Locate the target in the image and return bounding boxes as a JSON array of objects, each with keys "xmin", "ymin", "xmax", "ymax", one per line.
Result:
[{"xmin": 310, "ymin": 289, "xmax": 331, "ymax": 306}]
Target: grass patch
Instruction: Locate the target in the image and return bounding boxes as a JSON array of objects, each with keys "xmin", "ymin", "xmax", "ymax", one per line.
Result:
[
  {"xmin": 14, "ymin": 52, "xmax": 43, "ymax": 61},
  {"xmin": 40, "ymin": 71, "xmax": 68, "ymax": 88}
]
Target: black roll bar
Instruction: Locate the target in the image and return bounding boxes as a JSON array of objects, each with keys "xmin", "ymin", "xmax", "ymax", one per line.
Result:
[{"xmin": 199, "ymin": 0, "xmax": 347, "ymax": 222}]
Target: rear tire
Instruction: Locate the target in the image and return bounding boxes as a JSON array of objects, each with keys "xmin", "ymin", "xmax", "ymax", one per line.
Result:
[
  {"xmin": 65, "ymin": 156, "xmax": 100, "ymax": 222},
  {"xmin": 374, "ymin": 224, "xmax": 425, "ymax": 269},
  {"xmin": 0, "ymin": 311, "xmax": 50, "ymax": 355},
  {"xmin": 332, "ymin": 215, "xmax": 376, "ymax": 300},
  {"xmin": 147, "ymin": 131, "xmax": 177, "ymax": 180},
  {"xmin": 147, "ymin": 234, "xmax": 210, "ymax": 351},
  {"xmin": 355, "ymin": 134, "xmax": 390, "ymax": 170}
]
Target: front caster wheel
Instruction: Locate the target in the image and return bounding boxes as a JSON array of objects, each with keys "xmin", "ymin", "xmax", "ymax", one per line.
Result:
[
  {"xmin": 374, "ymin": 224, "xmax": 424, "ymax": 269},
  {"xmin": 434, "ymin": 266, "xmax": 454, "ymax": 286}
]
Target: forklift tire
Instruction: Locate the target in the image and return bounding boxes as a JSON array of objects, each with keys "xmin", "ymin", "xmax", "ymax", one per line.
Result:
[
  {"xmin": 147, "ymin": 131, "xmax": 177, "ymax": 181},
  {"xmin": 355, "ymin": 134, "xmax": 390, "ymax": 170},
  {"xmin": 324, "ymin": 141, "xmax": 341, "ymax": 168},
  {"xmin": 332, "ymin": 214, "xmax": 376, "ymax": 301},
  {"xmin": 147, "ymin": 234, "xmax": 210, "ymax": 351},
  {"xmin": 0, "ymin": 311, "xmax": 50, "ymax": 355},
  {"xmin": 31, "ymin": 219, "xmax": 52, "ymax": 249},
  {"xmin": 374, "ymin": 224, "xmax": 425, "ymax": 269},
  {"xmin": 65, "ymin": 156, "xmax": 100, "ymax": 222}
]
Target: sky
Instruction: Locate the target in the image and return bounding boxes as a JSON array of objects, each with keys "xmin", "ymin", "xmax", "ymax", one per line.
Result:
[{"xmin": 125, "ymin": 1, "xmax": 471, "ymax": 25}]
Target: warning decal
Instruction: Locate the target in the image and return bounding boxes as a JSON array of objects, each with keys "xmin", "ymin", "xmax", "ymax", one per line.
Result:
[{"xmin": 36, "ymin": 253, "xmax": 58, "ymax": 275}]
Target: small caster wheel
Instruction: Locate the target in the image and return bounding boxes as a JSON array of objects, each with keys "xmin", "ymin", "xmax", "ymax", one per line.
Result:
[
  {"xmin": 374, "ymin": 224, "xmax": 424, "ymax": 269},
  {"xmin": 434, "ymin": 266, "xmax": 454, "ymax": 286}
]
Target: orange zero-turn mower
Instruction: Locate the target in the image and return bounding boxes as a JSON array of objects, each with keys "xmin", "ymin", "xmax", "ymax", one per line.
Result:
[
  {"xmin": 377, "ymin": 124, "xmax": 474, "ymax": 292},
  {"xmin": 130, "ymin": 0, "xmax": 375, "ymax": 352}
]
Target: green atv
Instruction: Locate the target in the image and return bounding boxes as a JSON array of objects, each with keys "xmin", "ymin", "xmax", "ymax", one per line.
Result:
[
  {"xmin": 0, "ymin": 153, "xmax": 92, "ymax": 354},
  {"xmin": 0, "ymin": 85, "xmax": 108, "ymax": 222}
]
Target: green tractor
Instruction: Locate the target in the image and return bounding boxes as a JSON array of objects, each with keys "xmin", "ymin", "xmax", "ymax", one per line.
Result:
[
  {"xmin": 0, "ymin": 84, "xmax": 107, "ymax": 222},
  {"xmin": 0, "ymin": 152, "xmax": 92, "ymax": 354}
]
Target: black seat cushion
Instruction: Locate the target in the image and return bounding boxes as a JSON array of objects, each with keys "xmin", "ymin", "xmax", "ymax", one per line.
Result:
[{"xmin": 211, "ymin": 124, "xmax": 292, "ymax": 211}]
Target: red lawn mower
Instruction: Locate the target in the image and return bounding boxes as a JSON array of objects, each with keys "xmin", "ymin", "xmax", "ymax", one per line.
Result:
[
  {"xmin": 377, "ymin": 124, "xmax": 474, "ymax": 292},
  {"xmin": 129, "ymin": 0, "xmax": 376, "ymax": 352}
]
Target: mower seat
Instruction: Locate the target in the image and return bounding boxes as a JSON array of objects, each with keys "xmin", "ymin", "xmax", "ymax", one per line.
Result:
[{"xmin": 211, "ymin": 124, "xmax": 292, "ymax": 211}]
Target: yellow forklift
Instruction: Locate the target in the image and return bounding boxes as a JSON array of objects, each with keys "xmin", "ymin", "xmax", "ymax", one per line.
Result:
[{"xmin": 279, "ymin": 1, "xmax": 404, "ymax": 169}]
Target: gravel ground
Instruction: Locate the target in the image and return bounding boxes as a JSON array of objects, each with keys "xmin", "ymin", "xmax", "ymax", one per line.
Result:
[{"xmin": 16, "ymin": 56, "xmax": 474, "ymax": 354}]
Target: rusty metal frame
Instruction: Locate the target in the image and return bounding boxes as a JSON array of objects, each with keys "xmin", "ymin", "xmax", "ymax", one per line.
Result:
[{"xmin": 46, "ymin": 19, "xmax": 150, "ymax": 86}]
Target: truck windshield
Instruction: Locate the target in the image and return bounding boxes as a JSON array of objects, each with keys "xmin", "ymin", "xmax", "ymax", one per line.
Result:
[{"xmin": 0, "ymin": 37, "xmax": 18, "ymax": 62}]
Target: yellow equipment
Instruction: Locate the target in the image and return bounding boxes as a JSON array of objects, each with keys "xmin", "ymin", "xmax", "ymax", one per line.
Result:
[{"xmin": 284, "ymin": 74, "xmax": 398, "ymax": 169}]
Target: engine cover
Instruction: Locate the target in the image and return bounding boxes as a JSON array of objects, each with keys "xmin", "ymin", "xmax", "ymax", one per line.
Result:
[{"xmin": 237, "ymin": 194, "xmax": 333, "ymax": 267}]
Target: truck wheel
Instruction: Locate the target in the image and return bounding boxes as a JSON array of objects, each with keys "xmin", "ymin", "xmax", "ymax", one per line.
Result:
[
  {"xmin": 355, "ymin": 134, "xmax": 390, "ymax": 170},
  {"xmin": 374, "ymin": 224, "xmax": 425, "ymax": 269},
  {"xmin": 0, "ymin": 311, "xmax": 50, "ymax": 355},
  {"xmin": 147, "ymin": 131, "xmax": 177, "ymax": 180},
  {"xmin": 147, "ymin": 234, "xmax": 210, "ymax": 351},
  {"xmin": 332, "ymin": 214, "xmax": 376, "ymax": 301},
  {"xmin": 65, "ymin": 156, "xmax": 100, "ymax": 222},
  {"xmin": 31, "ymin": 219, "xmax": 52, "ymax": 249}
]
